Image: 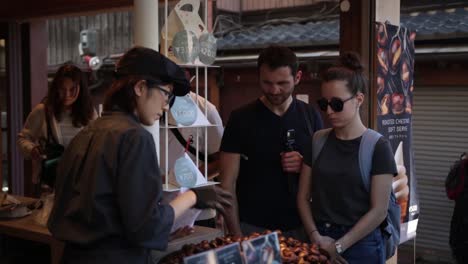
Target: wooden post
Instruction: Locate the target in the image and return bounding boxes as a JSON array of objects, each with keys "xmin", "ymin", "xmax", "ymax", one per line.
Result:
[
  {"xmin": 29, "ymin": 20, "xmax": 48, "ymax": 109},
  {"xmin": 7, "ymin": 22, "xmax": 24, "ymax": 195},
  {"xmin": 339, "ymin": 0, "xmax": 372, "ymax": 127}
]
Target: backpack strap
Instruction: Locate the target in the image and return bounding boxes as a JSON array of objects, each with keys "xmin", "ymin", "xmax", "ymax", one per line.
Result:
[
  {"xmin": 170, "ymin": 128, "xmax": 215, "ymax": 163},
  {"xmin": 312, "ymin": 128, "xmax": 332, "ymax": 166},
  {"xmin": 359, "ymin": 129, "xmax": 383, "ymax": 192},
  {"xmin": 297, "ymin": 100, "xmax": 313, "ymax": 137},
  {"xmin": 44, "ymin": 108, "xmax": 58, "ymax": 145}
]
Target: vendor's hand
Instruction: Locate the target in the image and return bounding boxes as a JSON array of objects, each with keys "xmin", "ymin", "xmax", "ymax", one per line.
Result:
[
  {"xmin": 31, "ymin": 146, "xmax": 44, "ymax": 161},
  {"xmin": 393, "ymin": 165, "xmax": 409, "ymax": 202},
  {"xmin": 280, "ymin": 151, "xmax": 303, "ymax": 173},
  {"xmin": 169, "ymin": 226, "xmax": 194, "ymax": 241},
  {"xmin": 318, "ymin": 237, "xmax": 348, "ymax": 264},
  {"xmin": 192, "ymin": 185, "xmax": 232, "ymax": 215},
  {"xmin": 215, "ymin": 213, "xmax": 224, "ymax": 230}
]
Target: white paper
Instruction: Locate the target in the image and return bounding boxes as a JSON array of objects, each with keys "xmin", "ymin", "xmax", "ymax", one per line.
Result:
[{"xmin": 162, "ymin": 189, "xmax": 202, "ymax": 233}]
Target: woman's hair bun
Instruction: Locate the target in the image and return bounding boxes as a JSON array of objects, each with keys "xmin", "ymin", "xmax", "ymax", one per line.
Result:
[{"xmin": 339, "ymin": 52, "xmax": 364, "ymax": 72}]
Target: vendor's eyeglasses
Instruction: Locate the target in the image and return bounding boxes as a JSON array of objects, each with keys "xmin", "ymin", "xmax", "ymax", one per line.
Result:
[
  {"xmin": 317, "ymin": 95, "xmax": 355, "ymax": 112},
  {"xmin": 146, "ymin": 79, "xmax": 175, "ymax": 106},
  {"xmin": 157, "ymin": 86, "xmax": 175, "ymax": 107}
]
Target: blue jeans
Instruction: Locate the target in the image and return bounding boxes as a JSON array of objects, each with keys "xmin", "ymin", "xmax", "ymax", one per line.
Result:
[{"xmin": 316, "ymin": 222, "xmax": 385, "ymax": 264}]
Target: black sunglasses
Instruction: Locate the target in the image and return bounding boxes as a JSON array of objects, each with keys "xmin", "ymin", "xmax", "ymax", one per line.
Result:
[{"xmin": 317, "ymin": 95, "xmax": 355, "ymax": 112}]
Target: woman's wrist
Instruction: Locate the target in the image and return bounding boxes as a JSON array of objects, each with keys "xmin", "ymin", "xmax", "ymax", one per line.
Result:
[{"xmin": 308, "ymin": 229, "xmax": 320, "ymax": 242}]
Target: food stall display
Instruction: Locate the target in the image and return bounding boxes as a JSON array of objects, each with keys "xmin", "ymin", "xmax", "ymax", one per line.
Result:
[{"xmin": 160, "ymin": 230, "xmax": 330, "ymax": 264}]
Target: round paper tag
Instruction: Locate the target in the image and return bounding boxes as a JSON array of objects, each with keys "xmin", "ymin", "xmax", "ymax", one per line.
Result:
[
  {"xmin": 170, "ymin": 95, "xmax": 198, "ymax": 126},
  {"xmin": 172, "ymin": 30, "xmax": 200, "ymax": 64},
  {"xmin": 174, "ymin": 156, "xmax": 197, "ymax": 188},
  {"xmin": 199, "ymin": 33, "xmax": 217, "ymax": 65}
]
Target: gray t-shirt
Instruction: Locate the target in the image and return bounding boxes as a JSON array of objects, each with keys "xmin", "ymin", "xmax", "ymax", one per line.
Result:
[{"xmin": 304, "ymin": 130, "xmax": 397, "ymax": 226}]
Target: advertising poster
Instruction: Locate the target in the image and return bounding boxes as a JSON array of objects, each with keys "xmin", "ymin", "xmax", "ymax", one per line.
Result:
[{"xmin": 376, "ymin": 21, "xmax": 419, "ymax": 243}]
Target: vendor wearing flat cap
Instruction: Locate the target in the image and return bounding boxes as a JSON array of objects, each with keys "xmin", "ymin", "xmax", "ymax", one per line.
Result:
[{"xmin": 48, "ymin": 46, "xmax": 232, "ymax": 264}]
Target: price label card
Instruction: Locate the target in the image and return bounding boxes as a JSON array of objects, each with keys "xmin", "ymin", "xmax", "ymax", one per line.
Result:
[
  {"xmin": 184, "ymin": 250, "xmax": 217, "ymax": 264},
  {"xmin": 171, "ymin": 95, "xmax": 198, "ymax": 126},
  {"xmin": 214, "ymin": 242, "xmax": 243, "ymax": 264},
  {"xmin": 174, "ymin": 155, "xmax": 198, "ymax": 187},
  {"xmin": 241, "ymin": 232, "xmax": 281, "ymax": 264}
]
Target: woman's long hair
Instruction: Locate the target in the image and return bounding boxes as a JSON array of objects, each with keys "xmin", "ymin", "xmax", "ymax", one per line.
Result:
[{"xmin": 46, "ymin": 64, "xmax": 94, "ymax": 127}]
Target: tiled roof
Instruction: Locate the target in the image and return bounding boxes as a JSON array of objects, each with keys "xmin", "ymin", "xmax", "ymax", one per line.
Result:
[{"xmin": 216, "ymin": 7, "xmax": 468, "ymax": 50}]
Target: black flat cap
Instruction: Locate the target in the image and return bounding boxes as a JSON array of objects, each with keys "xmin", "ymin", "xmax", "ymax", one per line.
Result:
[{"xmin": 115, "ymin": 46, "xmax": 190, "ymax": 96}]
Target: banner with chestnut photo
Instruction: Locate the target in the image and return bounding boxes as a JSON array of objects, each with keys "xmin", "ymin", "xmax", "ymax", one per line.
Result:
[{"xmin": 376, "ymin": 22, "xmax": 419, "ymax": 243}]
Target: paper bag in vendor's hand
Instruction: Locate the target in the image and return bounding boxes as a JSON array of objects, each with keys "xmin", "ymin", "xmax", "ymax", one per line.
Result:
[{"xmin": 161, "ymin": 0, "xmax": 207, "ymax": 64}]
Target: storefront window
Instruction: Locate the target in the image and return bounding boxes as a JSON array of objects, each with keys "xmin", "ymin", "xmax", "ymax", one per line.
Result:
[{"xmin": 0, "ymin": 38, "xmax": 8, "ymax": 192}]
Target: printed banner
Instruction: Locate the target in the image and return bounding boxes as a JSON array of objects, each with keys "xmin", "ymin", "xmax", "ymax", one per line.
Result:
[{"xmin": 376, "ymin": 22, "xmax": 419, "ymax": 243}]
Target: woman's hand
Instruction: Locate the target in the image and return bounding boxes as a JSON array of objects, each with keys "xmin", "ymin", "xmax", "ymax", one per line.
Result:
[
  {"xmin": 314, "ymin": 235, "xmax": 336, "ymax": 249},
  {"xmin": 316, "ymin": 235, "xmax": 348, "ymax": 264},
  {"xmin": 31, "ymin": 146, "xmax": 44, "ymax": 161}
]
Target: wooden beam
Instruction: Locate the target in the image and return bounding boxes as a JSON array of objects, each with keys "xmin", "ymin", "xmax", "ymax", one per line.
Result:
[
  {"xmin": 0, "ymin": 0, "xmax": 133, "ymax": 21},
  {"xmin": 339, "ymin": 0, "xmax": 373, "ymax": 127},
  {"xmin": 29, "ymin": 20, "xmax": 48, "ymax": 108},
  {"xmin": 415, "ymin": 63, "xmax": 468, "ymax": 86}
]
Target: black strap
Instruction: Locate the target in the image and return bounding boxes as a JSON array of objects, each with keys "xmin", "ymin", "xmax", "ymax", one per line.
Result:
[
  {"xmin": 170, "ymin": 128, "xmax": 215, "ymax": 163},
  {"xmin": 44, "ymin": 108, "xmax": 58, "ymax": 144},
  {"xmin": 298, "ymin": 101, "xmax": 313, "ymax": 136}
]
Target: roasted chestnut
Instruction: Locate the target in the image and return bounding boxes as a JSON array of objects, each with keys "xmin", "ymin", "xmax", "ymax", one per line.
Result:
[
  {"xmin": 401, "ymin": 59, "xmax": 410, "ymax": 84},
  {"xmin": 389, "ymin": 37, "xmax": 402, "ymax": 73},
  {"xmin": 377, "ymin": 48, "xmax": 389, "ymax": 75},
  {"xmin": 377, "ymin": 76, "xmax": 385, "ymax": 95},
  {"xmin": 377, "ymin": 23, "xmax": 389, "ymax": 47}
]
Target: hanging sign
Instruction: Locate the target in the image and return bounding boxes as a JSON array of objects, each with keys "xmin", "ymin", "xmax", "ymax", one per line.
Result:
[{"xmin": 376, "ymin": 21, "xmax": 419, "ymax": 243}]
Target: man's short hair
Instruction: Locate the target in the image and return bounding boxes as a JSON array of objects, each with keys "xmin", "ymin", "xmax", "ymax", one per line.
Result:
[{"xmin": 257, "ymin": 45, "xmax": 298, "ymax": 77}]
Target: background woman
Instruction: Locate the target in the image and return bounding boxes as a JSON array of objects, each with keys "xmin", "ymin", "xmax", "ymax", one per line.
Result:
[
  {"xmin": 297, "ymin": 52, "xmax": 397, "ymax": 263},
  {"xmin": 18, "ymin": 64, "xmax": 97, "ymax": 188}
]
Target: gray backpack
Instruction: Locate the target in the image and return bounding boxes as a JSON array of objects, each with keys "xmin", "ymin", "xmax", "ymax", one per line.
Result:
[{"xmin": 312, "ymin": 128, "xmax": 400, "ymax": 260}]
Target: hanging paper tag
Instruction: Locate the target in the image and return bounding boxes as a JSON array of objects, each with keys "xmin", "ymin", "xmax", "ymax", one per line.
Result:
[
  {"xmin": 173, "ymin": 30, "xmax": 200, "ymax": 64},
  {"xmin": 170, "ymin": 94, "xmax": 198, "ymax": 126},
  {"xmin": 174, "ymin": 156, "xmax": 198, "ymax": 188},
  {"xmin": 199, "ymin": 33, "xmax": 217, "ymax": 65}
]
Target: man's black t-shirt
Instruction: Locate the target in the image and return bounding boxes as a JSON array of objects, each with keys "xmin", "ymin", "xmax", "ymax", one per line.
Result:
[
  {"xmin": 221, "ymin": 98, "xmax": 323, "ymax": 231},
  {"xmin": 303, "ymin": 130, "xmax": 397, "ymax": 226}
]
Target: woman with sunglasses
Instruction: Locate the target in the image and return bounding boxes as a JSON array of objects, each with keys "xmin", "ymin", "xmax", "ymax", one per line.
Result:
[
  {"xmin": 297, "ymin": 52, "xmax": 397, "ymax": 264},
  {"xmin": 18, "ymin": 64, "xmax": 97, "ymax": 192}
]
